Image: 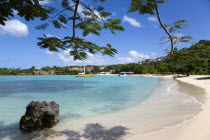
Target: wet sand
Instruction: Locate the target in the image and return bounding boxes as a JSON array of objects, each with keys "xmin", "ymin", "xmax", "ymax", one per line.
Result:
[
  {"xmin": 46, "ymin": 76, "xmax": 207, "ymax": 140},
  {"xmin": 1, "ymin": 75, "xmax": 208, "ymax": 140},
  {"xmin": 126, "ymin": 75, "xmax": 210, "ymax": 140}
]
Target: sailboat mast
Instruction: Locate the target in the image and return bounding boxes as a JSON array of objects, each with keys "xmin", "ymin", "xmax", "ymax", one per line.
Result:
[{"xmin": 84, "ymin": 63, "xmax": 86, "ymax": 74}]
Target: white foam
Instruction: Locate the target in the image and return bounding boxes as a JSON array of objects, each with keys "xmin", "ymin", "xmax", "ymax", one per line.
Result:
[{"xmin": 56, "ymin": 78, "xmax": 205, "ymax": 136}]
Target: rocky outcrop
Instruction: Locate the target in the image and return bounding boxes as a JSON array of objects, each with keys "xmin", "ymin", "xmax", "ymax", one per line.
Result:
[{"xmin": 20, "ymin": 101, "xmax": 59, "ymax": 132}]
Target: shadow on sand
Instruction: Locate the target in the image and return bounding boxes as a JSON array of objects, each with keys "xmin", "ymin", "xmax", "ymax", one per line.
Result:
[
  {"xmin": 0, "ymin": 123, "xmax": 129, "ymax": 140},
  {"xmin": 195, "ymin": 77, "xmax": 210, "ymax": 80},
  {"xmin": 176, "ymin": 76, "xmax": 188, "ymax": 78}
]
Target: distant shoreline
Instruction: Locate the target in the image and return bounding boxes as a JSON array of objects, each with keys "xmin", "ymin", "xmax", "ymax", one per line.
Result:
[{"xmin": 1, "ymin": 74, "xmax": 209, "ymax": 76}]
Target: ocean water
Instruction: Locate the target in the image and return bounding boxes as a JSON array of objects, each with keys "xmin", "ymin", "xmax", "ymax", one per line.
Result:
[
  {"xmin": 0, "ymin": 75, "xmax": 205, "ymax": 139},
  {"xmin": 0, "ymin": 75, "xmax": 160, "ymax": 133},
  {"xmin": 55, "ymin": 78, "xmax": 204, "ymax": 136}
]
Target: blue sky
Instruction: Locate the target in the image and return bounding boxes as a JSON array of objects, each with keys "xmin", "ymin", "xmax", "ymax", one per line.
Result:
[{"xmin": 0, "ymin": 0, "xmax": 210, "ymax": 69}]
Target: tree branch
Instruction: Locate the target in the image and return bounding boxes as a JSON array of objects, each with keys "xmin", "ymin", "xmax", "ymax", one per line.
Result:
[
  {"xmin": 154, "ymin": 0, "xmax": 174, "ymax": 55},
  {"xmin": 49, "ymin": 5, "xmax": 75, "ymax": 22},
  {"xmin": 79, "ymin": 2, "xmax": 106, "ymax": 23},
  {"xmin": 70, "ymin": 0, "xmax": 80, "ymax": 43}
]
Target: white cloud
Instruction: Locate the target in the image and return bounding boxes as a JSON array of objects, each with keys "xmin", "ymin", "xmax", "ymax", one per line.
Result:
[
  {"xmin": 46, "ymin": 34, "xmax": 53, "ymax": 38},
  {"xmin": 147, "ymin": 16, "xmax": 158, "ymax": 22},
  {"xmin": 116, "ymin": 57, "xmax": 134, "ymax": 63},
  {"xmin": 129, "ymin": 50, "xmax": 149, "ymax": 60},
  {"xmin": 0, "ymin": 20, "xmax": 28, "ymax": 37},
  {"xmin": 147, "ymin": 16, "xmax": 159, "ymax": 28},
  {"xmin": 58, "ymin": 53, "xmax": 71, "ymax": 64},
  {"xmin": 71, "ymin": 2, "xmax": 113, "ymax": 21},
  {"xmin": 76, "ymin": 4, "xmax": 93, "ymax": 18},
  {"xmin": 45, "ymin": 50, "xmax": 54, "ymax": 55},
  {"xmin": 39, "ymin": 0, "xmax": 51, "ymax": 5},
  {"xmin": 123, "ymin": 15, "xmax": 141, "ymax": 27},
  {"xmin": 76, "ymin": 4, "xmax": 108, "ymax": 20},
  {"xmin": 13, "ymin": 10, "xmax": 18, "ymax": 15},
  {"xmin": 45, "ymin": 34, "xmax": 61, "ymax": 39},
  {"xmin": 84, "ymin": 34, "xmax": 96, "ymax": 39},
  {"xmin": 63, "ymin": 49, "xmax": 71, "ymax": 56},
  {"xmin": 151, "ymin": 52, "xmax": 157, "ymax": 56},
  {"xmin": 57, "ymin": 50, "xmax": 150, "ymax": 65},
  {"xmin": 174, "ymin": 33, "xmax": 184, "ymax": 37},
  {"xmin": 77, "ymin": 4, "xmax": 84, "ymax": 15}
]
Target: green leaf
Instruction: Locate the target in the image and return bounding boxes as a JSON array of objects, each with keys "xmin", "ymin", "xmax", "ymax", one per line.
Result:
[
  {"xmin": 52, "ymin": 20, "xmax": 66, "ymax": 29},
  {"xmin": 99, "ymin": 12, "xmax": 112, "ymax": 18},
  {"xmin": 95, "ymin": 6, "xmax": 104, "ymax": 12},
  {"xmin": 128, "ymin": 0, "xmax": 157, "ymax": 15},
  {"xmin": 62, "ymin": 0, "xmax": 69, "ymax": 8},
  {"xmin": 68, "ymin": 16, "xmax": 81, "ymax": 20},
  {"xmin": 173, "ymin": 20, "xmax": 187, "ymax": 25},
  {"xmin": 35, "ymin": 23, "xmax": 49, "ymax": 30},
  {"xmin": 58, "ymin": 15, "xmax": 67, "ymax": 24}
]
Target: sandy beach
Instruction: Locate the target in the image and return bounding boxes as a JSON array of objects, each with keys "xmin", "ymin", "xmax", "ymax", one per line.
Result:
[
  {"xmin": 2, "ymin": 75, "xmax": 209, "ymax": 140},
  {"xmin": 126, "ymin": 75, "xmax": 210, "ymax": 140},
  {"xmin": 36, "ymin": 75, "xmax": 209, "ymax": 140}
]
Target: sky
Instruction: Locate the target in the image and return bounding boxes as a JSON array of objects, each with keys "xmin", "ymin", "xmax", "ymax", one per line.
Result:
[{"xmin": 0, "ymin": 0, "xmax": 210, "ymax": 69}]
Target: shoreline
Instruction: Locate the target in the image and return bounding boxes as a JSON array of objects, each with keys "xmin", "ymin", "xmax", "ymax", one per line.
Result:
[
  {"xmin": 46, "ymin": 75, "xmax": 206, "ymax": 140},
  {"xmin": 126, "ymin": 75, "xmax": 210, "ymax": 140},
  {"xmin": 1, "ymin": 75, "xmax": 209, "ymax": 140}
]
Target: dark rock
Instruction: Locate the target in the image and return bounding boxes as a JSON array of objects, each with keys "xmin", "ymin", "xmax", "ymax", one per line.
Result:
[{"xmin": 20, "ymin": 101, "xmax": 59, "ymax": 132}]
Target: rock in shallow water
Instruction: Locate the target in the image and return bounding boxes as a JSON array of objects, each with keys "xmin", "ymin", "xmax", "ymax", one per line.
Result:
[{"xmin": 20, "ymin": 101, "xmax": 59, "ymax": 132}]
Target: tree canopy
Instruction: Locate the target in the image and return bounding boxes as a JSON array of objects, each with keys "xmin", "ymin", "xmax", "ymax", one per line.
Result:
[
  {"xmin": 0, "ymin": 0, "xmax": 195, "ymax": 59},
  {"xmin": 0, "ymin": 0, "xmax": 124, "ymax": 60},
  {"xmin": 166, "ymin": 40, "xmax": 210, "ymax": 75},
  {"xmin": 128, "ymin": 0, "xmax": 192, "ymax": 54},
  {"xmin": 0, "ymin": 0, "xmax": 49, "ymax": 25}
]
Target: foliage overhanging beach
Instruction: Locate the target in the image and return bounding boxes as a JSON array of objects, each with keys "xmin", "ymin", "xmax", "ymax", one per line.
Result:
[{"xmin": 0, "ymin": 0, "xmax": 210, "ymax": 140}]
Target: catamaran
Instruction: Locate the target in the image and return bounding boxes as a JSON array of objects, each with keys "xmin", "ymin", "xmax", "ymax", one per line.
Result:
[{"xmin": 75, "ymin": 65, "xmax": 94, "ymax": 77}]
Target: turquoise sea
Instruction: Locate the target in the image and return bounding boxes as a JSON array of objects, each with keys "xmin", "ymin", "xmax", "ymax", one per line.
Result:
[{"xmin": 0, "ymin": 75, "xmax": 160, "ymax": 133}]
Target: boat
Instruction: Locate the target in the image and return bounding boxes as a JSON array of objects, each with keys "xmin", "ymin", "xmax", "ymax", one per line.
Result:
[
  {"xmin": 75, "ymin": 65, "xmax": 95, "ymax": 77},
  {"xmin": 75, "ymin": 74, "xmax": 95, "ymax": 77},
  {"xmin": 119, "ymin": 72, "xmax": 134, "ymax": 76}
]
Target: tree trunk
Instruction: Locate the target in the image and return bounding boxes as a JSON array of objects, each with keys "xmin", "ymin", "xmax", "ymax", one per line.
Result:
[{"xmin": 154, "ymin": 0, "xmax": 174, "ymax": 54}]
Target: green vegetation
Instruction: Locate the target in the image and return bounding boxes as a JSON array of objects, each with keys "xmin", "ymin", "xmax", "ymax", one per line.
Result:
[
  {"xmin": 0, "ymin": 0, "xmax": 49, "ymax": 25},
  {"xmin": 166, "ymin": 40, "xmax": 210, "ymax": 76},
  {"xmin": 104, "ymin": 40, "xmax": 210, "ymax": 76},
  {"xmin": 1, "ymin": 0, "xmax": 192, "ymax": 59},
  {"xmin": 1, "ymin": 0, "xmax": 124, "ymax": 60},
  {"xmin": 129, "ymin": 0, "xmax": 192, "ymax": 54},
  {"xmin": 0, "ymin": 65, "xmax": 100, "ymax": 75},
  {"xmin": 0, "ymin": 40, "xmax": 209, "ymax": 76},
  {"xmin": 0, "ymin": 68, "xmax": 34, "ymax": 75}
]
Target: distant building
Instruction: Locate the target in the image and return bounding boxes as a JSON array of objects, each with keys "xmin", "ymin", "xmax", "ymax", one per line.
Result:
[
  {"xmin": 99, "ymin": 66, "xmax": 105, "ymax": 70},
  {"xmin": 109, "ymin": 70, "xmax": 115, "ymax": 73},
  {"xmin": 48, "ymin": 70, "xmax": 55, "ymax": 75},
  {"xmin": 55, "ymin": 71, "xmax": 63, "ymax": 74},
  {"xmin": 68, "ymin": 67, "xmax": 83, "ymax": 71},
  {"xmin": 140, "ymin": 57, "xmax": 166, "ymax": 63},
  {"xmin": 78, "ymin": 67, "xmax": 84, "ymax": 71},
  {"xmin": 99, "ymin": 72, "xmax": 110, "ymax": 74},
  {"xmin": 154, "ymin": 57, "xmax": 166, "ymax": 62},
  {"xmin": 144, "ymin": 58, "xmax": 154, "ymax": 63},
  {"xmin": 120, "ymin": 72, "xmax": 134, "ymax": 76},
  {"xmin": 68, "ymin": 67, "xmax": 79, "ymax": 71},
  {"xmin": 86, "ymin": 66, "xmax": 94, "ymax": 72},
  {"xmin": 68, "ymin": 66, "xmax": 93, "ymax": 72}
]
